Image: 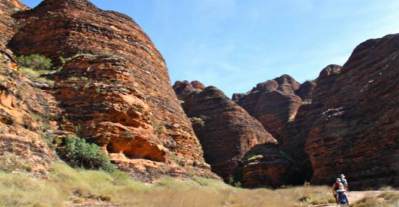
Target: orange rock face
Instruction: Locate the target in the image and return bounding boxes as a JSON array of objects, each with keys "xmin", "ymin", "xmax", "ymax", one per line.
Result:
[
  {"xmin": 174, "ymin": 81, "xmax": 277, "ymax": 180},
  {"xmin": 5, "ymin": 0, "xmax": 215, "ymax": 180},
  {"xmin": 54, "ymin": 55, "xmax": 168, "ymax": 163},
  {"xmin": 0, "ymin": 0, "xmax": 54, "ymax": 175},
  {"xmin": 0, "ymin": 0, "xmax": 26, "ymax": 49},
  {"xmin": 0, "ymin": 54, "xmax": 55, "ymax": 175}
]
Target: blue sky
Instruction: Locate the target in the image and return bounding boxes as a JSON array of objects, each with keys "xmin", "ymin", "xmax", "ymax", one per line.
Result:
[{"xmin": 22, "ymin": 0, "xmax": 399, "ymax": 96}]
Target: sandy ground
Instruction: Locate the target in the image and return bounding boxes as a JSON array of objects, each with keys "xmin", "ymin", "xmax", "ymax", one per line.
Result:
[{"xmin": 312, "ymin": 191, "xmax": 386, "ymax": 207}]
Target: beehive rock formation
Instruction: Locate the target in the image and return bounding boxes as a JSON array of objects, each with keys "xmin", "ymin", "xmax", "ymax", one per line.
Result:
[
  {"xmin": 232, "ymin": 35, "xmax": 399, "ymax": 188},
  {"xmin": 277, "ymin": 36, "xmax": 399, "ymax": 188},
  {"xmin": 174, "ymin": 81, "xmax": 277, "ymax": 180},
  {"xmin": 1, "ymin": 0, "xmax": 399, "ymax": 189},
  {"xmin": 300, "ymin": 35, "xmax": 399, "ymax": 188},
  {"xmin": 4, "ymin": 0, "xmax": 216, "ymax": 180},
  {"xmin": 276, "ymin": 66, "xmax": 343, "ymax": 184},
  {"xmin": 233, "ymin": 75, "xmax": 303, "ymax": 139}
]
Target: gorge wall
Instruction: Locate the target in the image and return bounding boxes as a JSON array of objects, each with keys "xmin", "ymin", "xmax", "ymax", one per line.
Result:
[
  {"xmin": 0, "ymin": 0, "xmax": 53, "ymax": 175},
  {"xmin": 1, "ymin": 0, "xmax": 217, "ymax": 181},
  {"xmin": 0, "ymin": 0, "xmax": 398, "ymax": 189},
  {"xmin": 229, "ymin": 35, "xmax": 399, "ymax": 188},
  {"xmin": 301, "ymin": 35, "xmax": 399, "ymax": 188},
  {"xmin": 181, "ymin": 35, "xmax": 399, "ymax": 188},
  {"xmin": 174, "ymin": 81, "xmax": 305, "ymax": 188}
]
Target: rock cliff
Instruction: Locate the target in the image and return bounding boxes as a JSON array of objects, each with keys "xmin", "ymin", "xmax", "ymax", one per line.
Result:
[
  {"xmin": 278, "ymin": 36, "xmax": 399, "ymax": 188},
  {"xmin": 231, "ymin": 35, "xmax": 399, "ymax": 188},
  {"xmin": 301, "ymin": 35, "xmax": 399, "ymax": 188},
  {"xmin": 278, "ymin": 65, "xmax": 344, "ymax": 184},
  {"xmin": 1, "ymin": 0, "xmax": 398, "ymax": 189},
  {"xmin": 174, "ymin": 81, "xmax": 277, "ymax": 180},
  {"xmin": 0, "ymin": 0, "xmax": 53, "ymax": 175},
  {"xmin": 0, "ymin": 0, "xmax": 26, "ymax": 49},
  {"xmin": 2, "ymin": 0, "xmax": 216, "ymax": 181}
]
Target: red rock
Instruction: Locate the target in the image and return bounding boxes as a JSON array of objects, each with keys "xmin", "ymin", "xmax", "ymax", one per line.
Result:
[
  {"xmin": 7, "ymin": 0, "xmax": 215, "ymax": 180},
  {"xmin": 302, "ymin": 35, "xmax": 399, "ymax": 188},
  {"xmin": 296, "ymin": 80, "xmax": 317, "ymax": 104},
  {"xmin": 240, "ymin": 144, "xmax": 300, "ymax": 188},
  {"xmin": 233, "ymin": 75, "xmax": 303, "ymax": 138},
  {"xmin": 174, "ymin": 81, "xmax": 277, "ymax": 180},
  {"xmin": 0, "ymin": 0, "xmax": 54, "ymax": 175},
  {"xmin": 0, "ymin": 0, "xmax": 26, "ymax": 49},
  {"xmin": 276, "ymin": 65, "xmax": 344, "ymax": 184}
]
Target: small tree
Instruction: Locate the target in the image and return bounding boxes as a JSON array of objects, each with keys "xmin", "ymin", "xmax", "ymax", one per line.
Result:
[
  {"xmin": 56, "ymin": 136, "xmax": 115, "ymax": 172},
  {"xmin": 16, "ymin": 54, "xmax": 53, "ymax": 70}
]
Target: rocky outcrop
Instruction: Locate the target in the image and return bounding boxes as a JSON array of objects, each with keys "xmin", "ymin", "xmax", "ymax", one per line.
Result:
[
  {"xmin": 274, "ymin": 65, "xmax": 343, "ymax": 184},
  {"xmin": 232, "ymin": 36, "xmax": 399, "ymax": 188},
  {"xmin": 278, "ymin": 36, "xmax": 399, "ymax": 189},
  {"xmin": 296, "ymin": 80, "xmax": 316, "ymax": 104},
  {"xmin": 301, "ymin": 35, "xmax": 399, "ymax": 188},
  {"xmin": 233, "ymin": 75, "xmax": 303, "ymax": 139},
  {"xmin": 6, "ymin": 0, "xmax": 216, "ymax": 180},
  {"xmin": 174, "ymin": 81, "xmax": 277, "ymax": 180},
  {"xmin": 0, "ymin": 0, "xmax": 26, "ymax": 49},
  {"xmin": 2, "ymin": 0, "xmax": 398, "ymax": 189},
  {"xmin": 239, "ymin": 144, "xmax": 300, "ymax": 188},
  {"xmin": 0, "ymin": 0, "xmax": 54, "ymax": 175},
  {"xmin": 0, "ymin": 53, "xmax": 55, "ymax": 175},
  {"xmin": 53, "ymin": 55, "xmax": 168, "ymax": 162}
]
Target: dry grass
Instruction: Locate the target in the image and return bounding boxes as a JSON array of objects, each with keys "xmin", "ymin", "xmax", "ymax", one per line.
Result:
[
  {"xmin": 0, "ymin": 162, "xmax": 336, "ymax": 207},
  {"xmin": 0, "ymin": 152, "xmax": 34, "ymax": 173},
  {"xmin": 277, "ymin": 185, "xmax": 336, "ymax": 206},
  {"xmin": 351, "ymin": 192, "xmax": 399, "ymax": 207}
]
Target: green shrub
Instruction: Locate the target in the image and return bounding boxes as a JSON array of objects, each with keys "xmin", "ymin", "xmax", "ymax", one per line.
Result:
[
  {"xmin": 56, "ymin": 136, "xmax": 116, "ymax": 172},
  {"xmin": 16, "ymin": 54, "xmax": 53, "ymax": 70}
]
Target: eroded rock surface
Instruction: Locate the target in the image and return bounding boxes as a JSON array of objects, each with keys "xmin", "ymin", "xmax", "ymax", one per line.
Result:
[
  {"xmin": 6, "ymin": 0, "xmax": 215, "ymax": 180},
  {"xmin": 301, "ymin": 35, "xmax": 399, "ymax": 188},
  {"xmin": 239, "ymin": 144, "xmax": 300, "ymax": 188},
  {"xmin": 0, "ymin": 0, "xmax": 54, "ymax": 175},
  {"xmin": 174, "ymin": 81, "xmax": 276, "ymax": 180},
  {"xmin": 0, "ymin": 53, "xmax": 54, "ymax": 175},
  {"xmin": 296, "ymin": 80, "xmax": 316, "ymax": 104},
  {"xmin": 233, "ymin": 75, "xmax": 303, "ymax": 138},
  {"xmin": 0, "ymin": 0, "xmax": 26, "ymax": 49}
]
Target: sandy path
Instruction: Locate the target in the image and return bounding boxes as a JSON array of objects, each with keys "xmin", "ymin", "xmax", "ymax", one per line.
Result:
[{"xmin": 311, "ymin": 191, "xmax": 385, "ymax": 207}]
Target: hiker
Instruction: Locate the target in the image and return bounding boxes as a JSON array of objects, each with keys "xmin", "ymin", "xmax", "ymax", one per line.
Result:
[
  {"xmin": 332, "ymin": 178, "xmax": 341, "ymax": 203},
  {"xmin": 332, "ymin": 178, "xmax": 349, "ymax": 206},
  {"xmin": 340, "ymin": 174, "xmax": 349, "ymax": 191}
]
